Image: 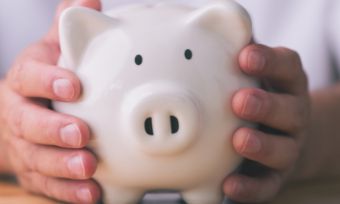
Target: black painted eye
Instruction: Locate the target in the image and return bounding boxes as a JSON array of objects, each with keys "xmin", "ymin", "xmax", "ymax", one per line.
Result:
[
  {"xmin": 185, "ymin": 49, "xmax": 193, "ymax": 60},
  {"xmin": 135, "ymin": 55, "xmax": 143, "ymax": 65}
]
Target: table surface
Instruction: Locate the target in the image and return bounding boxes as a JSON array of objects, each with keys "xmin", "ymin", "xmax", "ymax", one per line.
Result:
[
  {"xmin": 0, "ymin": 182, "xmax": 57, "ymax": 204},
  {"xmin": 1, "ymin": 178, "xmax": 340, "ymax": 204}
]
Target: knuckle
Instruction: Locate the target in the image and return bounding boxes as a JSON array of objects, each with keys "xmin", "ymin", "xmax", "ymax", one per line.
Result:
[
  {"xmin": 290, "ymin": 53, "xmax": 307, "ymax": 85},
  {"xmin": 276, "ymin": 46, "xmax": 302, "ymax": 66},
  {"xmin": 289, "ymin": 49, "xmax": 302, "ymax": 66},
  {"xmin": 277, "ymin": 47, "xmax": 308, "ymax": 86}
]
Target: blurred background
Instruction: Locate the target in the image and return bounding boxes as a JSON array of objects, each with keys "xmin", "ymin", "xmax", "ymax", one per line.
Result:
[{"xmin": 0, "ymin": 0, "xmax": 340, "ymax": 204}]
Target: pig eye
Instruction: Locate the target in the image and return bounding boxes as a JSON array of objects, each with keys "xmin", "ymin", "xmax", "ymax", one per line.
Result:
[
  {"xmin": 185, "ymin": 49, "xmax": 193, "ymax": 60},
  {"xmin": 135, "ymin": 54, "xmax": 143, "ymax": 65}
]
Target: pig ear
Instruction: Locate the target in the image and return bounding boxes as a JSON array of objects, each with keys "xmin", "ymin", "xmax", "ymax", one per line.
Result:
[
  {"xmin": 59, "ymin": 7, "xmax": 118, "ymax": 68},
  {"xmin": 187, "ymin": 1, "xmax": 252, "ymax": 51}
]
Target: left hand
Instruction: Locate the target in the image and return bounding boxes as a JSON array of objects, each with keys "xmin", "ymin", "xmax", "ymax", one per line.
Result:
[
  {"xmin": 0, "ymin": 1, "xmax": 102, "ymax": 203},
  {"xmin": 224, "ymin": 44, "xmax": 311, "ymax": 203}
]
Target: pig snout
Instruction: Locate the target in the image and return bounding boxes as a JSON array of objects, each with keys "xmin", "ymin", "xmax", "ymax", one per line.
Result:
[{"xmin": 122, "ymin": 83, "xmax": 201, "ymax": 156}]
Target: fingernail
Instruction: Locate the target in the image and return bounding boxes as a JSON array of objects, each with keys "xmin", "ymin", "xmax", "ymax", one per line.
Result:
[
  {"xmin": 76, "ymin": 188, "xmax": 93, "ymax": 203},
  {"xmin": 53, "ymin": 78, "xmax": 75, "ymax": 100},
  {"xmin": 231, "ymin": 179, "xmax": 244, "ymax": 196},
  {"xmin": 242, "ymin": 94, "xmax": 262, "ymax": 117},
  {"xmin": 247, "ymin": 50, "xmax": 266, "ymax": 72},
  {"xmin": 67, "ymin": 155, "xmax": 85, "ymax": 177},
  {"xmin": 70, "ymin": 0, "xmax": 80, "ymax": 5},
  {"xmin": 244, "ymin": 132, "xmax": 261, "ymax": 153},
  {"xmin": 60, "ymin": 124, "xmax": 81, "ymax": 147},
  {"xmin": 72, "ymin": 0, "xmax": 89, "ymax": 6}
]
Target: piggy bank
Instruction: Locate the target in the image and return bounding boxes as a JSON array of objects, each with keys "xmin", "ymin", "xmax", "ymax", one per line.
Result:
[{"xmin": 54, "ymin": 1, "xmax": 254, "ymax": 203}]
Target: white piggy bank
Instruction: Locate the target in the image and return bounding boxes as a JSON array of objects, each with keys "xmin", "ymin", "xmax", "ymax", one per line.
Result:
[{"xmin": 54, "ymin": 1, "xmax": 254, "ymax": 203}]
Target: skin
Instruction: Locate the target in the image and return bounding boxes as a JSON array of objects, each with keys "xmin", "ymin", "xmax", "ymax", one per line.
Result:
[
  {"xmin": 0, "ymin": 1, "xmax": 339, "ymax": 204},
  {"xmin": 224, "ymin": 45, "xmax": 340, "ymax": 203},
  {"xmin": 0, "ymin": 0, "xmax": 102, "ymax": 203},
  {"xmin": 223, "ymin": 45, "xmax": 311, "ymax": 203}
]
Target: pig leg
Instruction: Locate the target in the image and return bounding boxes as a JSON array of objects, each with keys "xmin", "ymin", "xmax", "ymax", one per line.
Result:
[
  {"xmin": 101, "ymin": 185, "xmax": 144, "ymax": 204},
  {"xmin": 182, "ymin": 184, "xmax": 224, "ymax": 204}
]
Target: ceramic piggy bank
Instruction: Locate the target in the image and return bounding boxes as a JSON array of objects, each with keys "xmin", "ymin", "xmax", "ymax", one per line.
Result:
[{"xmin": 54, "ymin": 1, "xmax": 254, "ymax": 203}]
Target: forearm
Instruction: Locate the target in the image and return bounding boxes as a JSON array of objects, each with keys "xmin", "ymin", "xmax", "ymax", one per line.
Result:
[{"xmin": 293, "ymin": 83, "xmax": 340, "ymax": 180}]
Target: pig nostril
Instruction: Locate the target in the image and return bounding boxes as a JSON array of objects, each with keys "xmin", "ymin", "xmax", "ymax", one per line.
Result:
[
  {"xmin": 144, "ymin": 116, "xmax": 179, "ymax": 135},
  {"xmin": 144, "ymin": 117, "xmax": 154, "ymax": 135},
  {"xmin": 170, "ymin": 116, "xmax": 179, "ymax": 134}
]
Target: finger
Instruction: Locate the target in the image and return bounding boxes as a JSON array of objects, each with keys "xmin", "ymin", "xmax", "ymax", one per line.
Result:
[
  {"xmin": 19, "ymin": 172, "xmax": 100, "ymax": 204},
  {"xmin": 233, "ymin": 127, "xmax": 299, "ymax": 170},
  {"xmin": 239, "ymin": 44, "xmax": 308, "ymax": 94},
  {"xmin": 224, "ymin": 172, "xmax": 282, "ymax": 203},
  {"xmin": 7, "ymin": 0, "xmax": 103, "ymax": 100},
  {"xmin": 45, "ymin": 0, "xmax": 102, "ymax": 45},
  {"xmin": 11, "ymin": 138, "xmax": 96, "ymax": 179},
  {"xmin": 232, "ymin": 88, "xmax": 309, "ymax": 133},
  {"xmin": 7, "ymin": 58, "xmax": 81, "ymax": 101},
  {"xmin": 7, "ymin": 100, "xmax": 89, "ymax": 148}
]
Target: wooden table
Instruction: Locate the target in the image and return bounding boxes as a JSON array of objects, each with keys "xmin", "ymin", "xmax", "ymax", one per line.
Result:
[
  {"xmin": 0, "ymin": 182, "xmax": 58, "ymax": 204},
  {"xmin": 1, "ymin": 178, "xmax": 340, "ymax": 204}
]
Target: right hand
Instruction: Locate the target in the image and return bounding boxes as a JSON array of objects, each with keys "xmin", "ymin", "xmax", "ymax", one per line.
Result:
[{"xmin": 0, "ymin": 0, "xmax": 102, "ymax": 203}]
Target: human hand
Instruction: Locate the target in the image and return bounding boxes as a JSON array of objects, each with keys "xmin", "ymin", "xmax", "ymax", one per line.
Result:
[
  {"xmin": 223, "ymin": 44, "xmax": 311, "ymax": 203},
  {"xmin": 0, "ymin": 0, "xmax": 102, "ymax": 203}
]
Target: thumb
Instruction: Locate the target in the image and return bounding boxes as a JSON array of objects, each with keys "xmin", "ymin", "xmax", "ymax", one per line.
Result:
[{"xmin": 44, "ymin": 0, "xmax": 102, "ymax": 45}]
